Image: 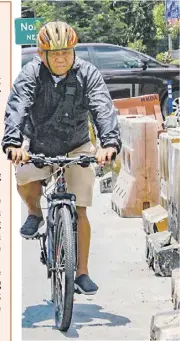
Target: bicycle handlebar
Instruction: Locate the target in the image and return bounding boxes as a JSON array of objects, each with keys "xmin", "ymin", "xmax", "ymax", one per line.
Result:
[
  {"xmin": 7, "ymin": 150, "xmax": 117, "ymax": 168},
  {"xmin": 7, "ymin": 151, "xmax": 99, "ymax": 168},
  {"xmin": 30, "ymin": 153, "xmax": 98, "ymax": 167}
]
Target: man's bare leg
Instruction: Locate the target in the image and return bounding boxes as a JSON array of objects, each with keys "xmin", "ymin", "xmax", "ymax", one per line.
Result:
[
  {"xmin": 18, "ymin": 187, "xmax": 90, "ymax": 274},
  {"xmin": 17, "ymin": 186, "xmax": 91, "ymax": 269},
  {"xmin": 17, "ymin": 181, "xmax": 44, "ymax": 238},
  {"xmin": 76, "ymin": 206, "xmax": 90, "ymax": 277},
  {"xmin": 74, "ymin": 206, "xmax": 98, "ymax": 294},
  {"xmin": 17, "ymin": 180, "xmax": 42, "ymax": 216}
]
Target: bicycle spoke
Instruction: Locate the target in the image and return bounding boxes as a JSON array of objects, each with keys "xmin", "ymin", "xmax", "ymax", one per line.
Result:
[
  {"xmin": 56, "ymin": 225, "xmax": 65, "ymax": 271},
  {"xmin": 56, "ymin": 273, "xmax": 63, "ymax": 311},
  {"xmin": 55, "ymin": 223, "xmax": 65, "ymax": 320}
]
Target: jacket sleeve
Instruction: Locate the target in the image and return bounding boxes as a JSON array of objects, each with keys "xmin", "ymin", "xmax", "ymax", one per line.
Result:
[
  {"xmin": 85, "ymin": 64, "xmax": 122, "ymax": 153},
  {"xmin": 1, "ymin": 62, "xmax": 37, "ymax": 153}
]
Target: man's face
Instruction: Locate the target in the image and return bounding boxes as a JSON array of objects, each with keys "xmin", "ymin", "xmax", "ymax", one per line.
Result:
[{"xmin": 39, "ymin": 49, "xmax": 74, "ymax": 76}]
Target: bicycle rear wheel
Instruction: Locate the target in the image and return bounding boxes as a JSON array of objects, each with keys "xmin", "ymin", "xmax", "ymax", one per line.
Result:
[{"xmin": 54, "ymin": 206, "xmax": 75, "ymax": 332}]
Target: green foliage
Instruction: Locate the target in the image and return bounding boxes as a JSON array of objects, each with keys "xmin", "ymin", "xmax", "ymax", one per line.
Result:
[
  {"xmin": 156, "ymin": 51, "xmax": 173, "ymax": 64},
  {"xmin": 22, "ymin": 0, "xmax": 55, "ymax": 22},
  {"xmin": 22, "ymin": 0, "xmax": 157, "ymax": 47},
  {"xmin": 124, "ymin": 0, "xmax": 156, "ymax": 51},
  {"xmin": 128, "ymin": 39, "xmax": 147, "ymax": 53},
  {"xmin": 22, "ymin": 0, "xmax": 127, "ymax": 45},
  {"xmin": 34, "ymin": 19, "xmax": 44, "ymax": 31},
  {"xmin": 169, "ymin": 21, "xmax": 180, "ymax": 38},
  {"xmin": 153, "ymin": 2, "xmax": 167, "ymax": 39},
  {"xmin": 21, "ymin": 0, "xmax": 179, "ymax": 57},
  {"xmin": 170, "ymin": 59, "xmax": 180, "ymax": 66}
]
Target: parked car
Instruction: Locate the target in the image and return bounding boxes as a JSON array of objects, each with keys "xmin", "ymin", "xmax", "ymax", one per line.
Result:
[{"xmin": 22, "ymin": 43, "xmax": 180, "ymax": 118}]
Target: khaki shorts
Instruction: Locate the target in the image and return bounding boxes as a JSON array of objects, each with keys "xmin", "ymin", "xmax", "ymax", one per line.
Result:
[{"xmin": 15, "ymin": 142, "xmax": 96, "ymax": 207}]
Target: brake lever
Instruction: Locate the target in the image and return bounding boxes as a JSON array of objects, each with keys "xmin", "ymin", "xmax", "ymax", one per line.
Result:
[
  {"xmin": 30, "ymin": 154, "xmax": 49, "ymax": 169},
  {"xmin": 79, "ymin": 161, "xmax": 90, "ymax": 168}
]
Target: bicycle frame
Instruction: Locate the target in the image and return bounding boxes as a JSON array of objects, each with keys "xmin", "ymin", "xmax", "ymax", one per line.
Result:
[{"xmin": 44, "ymin": 167, "xmax": 78, "ymax": 279}]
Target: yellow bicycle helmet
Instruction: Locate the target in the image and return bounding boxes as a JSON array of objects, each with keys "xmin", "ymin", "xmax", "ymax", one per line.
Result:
[{"xmin": 37, "ymin": 21, "xmax": 78, "ymax": 51}]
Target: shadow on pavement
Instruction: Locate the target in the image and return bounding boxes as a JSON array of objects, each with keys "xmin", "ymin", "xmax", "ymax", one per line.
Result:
[
  {"xmin": 22, "ymin": 299, "xmax": 131, "ymax": 338},
  {"xmin": 22, "ymin": 300, "xmax": 55, "ymax": 329}
]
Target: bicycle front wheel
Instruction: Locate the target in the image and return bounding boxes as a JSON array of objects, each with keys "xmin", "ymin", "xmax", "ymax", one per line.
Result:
[{"xmin": 54, "ymin": 206, "xmax": 75, "ymax": 332}]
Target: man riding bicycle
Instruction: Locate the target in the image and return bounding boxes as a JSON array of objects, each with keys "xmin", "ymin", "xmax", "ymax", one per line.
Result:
[{"xmin": 2, "ymin": 21, "xmax": 121, "ymax": 295}]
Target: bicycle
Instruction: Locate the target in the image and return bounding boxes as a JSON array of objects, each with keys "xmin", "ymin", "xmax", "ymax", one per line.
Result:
[{"xmin": 8, "ymin": 151, "xmax": 98, "ymax": 332}]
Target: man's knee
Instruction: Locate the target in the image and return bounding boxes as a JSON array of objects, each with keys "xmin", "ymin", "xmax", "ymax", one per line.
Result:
[{"xmin": 17, "ymin": 181, "xmax": 42, "ymax": 199}]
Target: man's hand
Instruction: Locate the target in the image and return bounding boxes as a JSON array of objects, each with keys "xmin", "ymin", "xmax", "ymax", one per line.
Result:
[
  {"xmin": 5, "ymin": 146, "xmax": 30, "ymax": 165},
  {"xmin": 96, "ymin": 146, "xmax": 117, "ymax": 165}
]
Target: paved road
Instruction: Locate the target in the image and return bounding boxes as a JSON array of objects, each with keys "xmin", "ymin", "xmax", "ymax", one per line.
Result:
[{"xmin": 22, "ymin": 179, "xmax": 172, "ymax": 340}]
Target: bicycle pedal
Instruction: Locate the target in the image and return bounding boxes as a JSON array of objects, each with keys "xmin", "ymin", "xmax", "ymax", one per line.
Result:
[
  {"xmin": 24, "ymin": 236, "xmax": 38, "ymax": 240},
  {"xmin": 32, "ymin": 233, "xmax": 42, "ymax": 240},
  {"xmin": 23, "ymin": 233, "xmax": 42, "ymax": 240}
]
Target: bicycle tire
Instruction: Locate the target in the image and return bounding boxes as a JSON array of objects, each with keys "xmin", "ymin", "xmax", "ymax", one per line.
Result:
[
  {"xmin": 54, "ymin": 206, "xmax": 75, "ymax": 332},
  {"xmin": 47, "ymin": 225, "xmax": 55, "ymax": 300},
  {"xmin": 51, "ymin": 270, "xmax": 56, "ymax": 303},
  {"xmin": 50, "ymin": 226, "xmax": 55, "ymax": 303}
]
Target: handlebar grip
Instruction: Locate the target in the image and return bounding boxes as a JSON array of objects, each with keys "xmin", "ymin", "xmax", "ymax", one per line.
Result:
[{"xmin": 6, "ymin": 149, "xmax": 33, "ymax": 163}]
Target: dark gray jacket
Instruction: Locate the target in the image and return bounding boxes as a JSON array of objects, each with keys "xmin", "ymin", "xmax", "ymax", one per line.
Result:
[{"xmin": 1, "ymin": 55, "xmax": 121, "ymax": 157}]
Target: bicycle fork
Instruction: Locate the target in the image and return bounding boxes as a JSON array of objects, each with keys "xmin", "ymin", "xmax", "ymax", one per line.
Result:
[{"xmin": 45, "ymin": 197, "xmax": 78, "ymax": 274}]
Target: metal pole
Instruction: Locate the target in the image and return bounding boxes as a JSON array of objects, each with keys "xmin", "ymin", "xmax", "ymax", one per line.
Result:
[
  {"xmin": 167, "ymin": 80, "xmax": 173, "ymax": 115},
  {"xmin": 168, "ymin": 34, "xmax": 172, "ymax": 56}
]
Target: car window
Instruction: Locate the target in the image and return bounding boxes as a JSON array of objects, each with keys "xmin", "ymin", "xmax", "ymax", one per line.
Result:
[
  {"xmin": 145, "ymin": 60, "xmax": 161, "ymax": 68},
  {"xmin": 127, "ymin": 50, "xmax": 161, "ymax": 68},
  {"xmin": 93, "ymin": 46, "xmax": 141, "ymax": 69},
  {"xmin": 75, "ymin": 46, "xmax": 90, "ymax": 62}
]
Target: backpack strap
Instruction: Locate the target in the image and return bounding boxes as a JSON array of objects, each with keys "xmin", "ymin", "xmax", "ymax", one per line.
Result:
[
  {"xmin": 62, "ymin": 72, "xmax": 77, "ymax": 117},
  {"xmin": 43, "ymin": 70, "xmax": 78, "ymax": 126}
]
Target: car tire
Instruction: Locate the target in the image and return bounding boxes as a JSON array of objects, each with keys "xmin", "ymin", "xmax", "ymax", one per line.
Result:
[{"xmin": 162, "ymin": 89, "xmax": 180, "ymax": 119}]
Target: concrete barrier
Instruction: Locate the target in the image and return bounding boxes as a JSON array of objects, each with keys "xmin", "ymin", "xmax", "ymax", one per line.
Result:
[
  {"xmin": 159, "ymin": 133, "xmax": 169, "ymax": 210},
  {"xmin": 111, "ymin": 116, "xmax": 159, "ymax": 217},
  {"xmin": 146, "ymin": 231, "xmax": 180, "ymax": 276},
  {"xmin": 113, "ymin": 93, "xmax": 164, "ymax": 134},
  {"xmin": 152, "ymin": 324, "xmax": 180, "ymax": 340},
  {"xmin": 142, "ymin": 205, "xmax": 168, "ymax": 234},
  {"xmin": 168, "ymin": 142, "xmax": 180, "ymax": 243},
  {"xmin": 159, "ymin": 131, "xmax": 180, "ymax": 210},
  {"xmin": 145, "ymin": 129, "xmax": 180, "ymax": 277},
  {"xmin": 173, "ymin": 281, "xmax": 180, "ymax": 310},
  {"xmin": 150, "ymin": 310, "xmax": 180, "ymax": 340},
  {"xmin": 148, "ymin": 132, "xmax": 180, "ymax": 335},
  {"xmin": 171, "ymin": 268, "xmax": 180, "ymax": 310}
]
